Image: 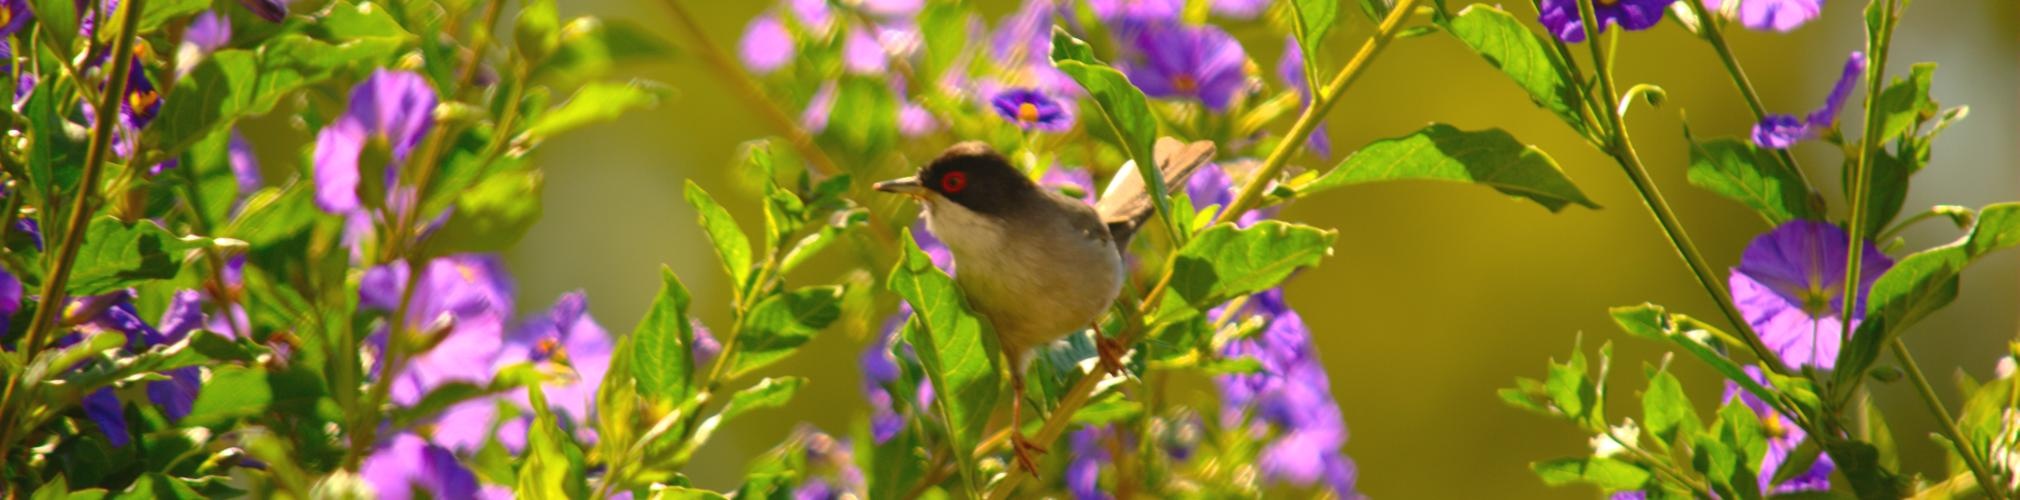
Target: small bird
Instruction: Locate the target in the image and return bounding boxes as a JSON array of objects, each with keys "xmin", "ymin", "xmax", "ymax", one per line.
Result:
[{"xmin": 874, "ymin": 138, "xmax": 1215, "ymax": 473}]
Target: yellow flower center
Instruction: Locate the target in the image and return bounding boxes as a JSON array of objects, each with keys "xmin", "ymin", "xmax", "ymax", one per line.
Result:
[
  {"xmin": 456, "ymin": 263, "xmax": 479, "ymax": 283},
  {"xmin": 1016, "ymin": 102, "xmax": 1040, "ymax": 123},
  {"xmin": 1764, "ymin": 412, "xmax": 1788, "ymax": 440},
  {"xmin": 1598, "ymin": 0, "xmax": 1620, "ymax": 5},
  {"xmin": 127, "ymin": 88, "xmax": 159, "ymax": 113},
  {"xmin": 0, "ymin": 5, "xmax": 12, "ymax": 29},
  {"xmin": 1173, "ymin": 75, "xmax": 1198, "ymax": 93},
  {"xmin": 536, "ymin": 337, "xmax": 570, "ymax": 364}
]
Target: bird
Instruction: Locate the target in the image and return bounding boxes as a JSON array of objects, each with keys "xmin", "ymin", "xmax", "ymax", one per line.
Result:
[{"xmin": 873, "ymin": 137, "xmax": 1216, "ymax": 473}]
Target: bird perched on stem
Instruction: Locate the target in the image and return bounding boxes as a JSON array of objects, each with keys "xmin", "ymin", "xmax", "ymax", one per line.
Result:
[{"xmin": 874, "ymin": 138, "xmax": 1215, "ymax": 474}]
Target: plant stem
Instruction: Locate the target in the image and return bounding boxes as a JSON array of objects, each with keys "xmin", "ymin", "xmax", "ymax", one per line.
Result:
[
  {"xmin": 1841, "ymin": 0, "xmax": 1897, "ymax": 350},
  {"xmin": 1569, "ymin": 0, "xmax": 1792, "ymax": 376},
  {"xmin": 1682, "ymin": 0, "xmax": 1820, "ymax": 199},
  {"xmin": 1216, "ymin": 0, "xmax": 1421, "ymax": 225},
  {"xmin": 1892, "ymin": 339, "xmax": 2006, "ymax": 499},
  {"xmin": 0, "ymin": 0, "xmax": 147, "ymax": 467},
  {"xmin": 658, "ymin": 0, "xmax": 841, "ymax": 177}
]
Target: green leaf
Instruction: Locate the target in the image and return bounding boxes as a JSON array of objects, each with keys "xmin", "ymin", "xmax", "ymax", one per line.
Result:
[
  {"xmin": 138, "ymin": 0, "xmax": 208, "ymax": 32},
  {"xmin": 1642, "ymin": 366, "xmax": 1698, "ymax": 445},
  {"xmin": 1163, "ymin": 221, "xmax": 1337, "ymax": 312},
  {"xmin": 24, "ymin": 88, "xmax": 83, "ymax": 212},
  {"xmin": 424, "ymin": 169, "xmax": 544, "ymax": 256},
  {"xmin": 181, "ymin": 365, "xmax": 326, "ymax": 426},
  {"xmin": 1835, "ymin": 203, "xmax": 2020, "ymax": 381},
  {"xmin": 1686, "ymin": 136, "xmax": 1814, "ymax": 224},
  {"xmin": 648, "ymin": 487, "xmax": 730, "ymax": 500},
  {"xmin": 1305, "ymin": 124, "xmax": 1596, "ymax": 212},
  {"xmin": 1445, "ymin": 5, "xmax": 1587, "ymax": 135},
  {"xmin": 68, "ymin": 217, "xmax": 215, "ymax": 296},
  {"xmin": 314, "ymin": 0, "xmax": 416, "ymax": 42},
  {"xmin": 627, "ymin": 267, "xmax": 698, "ymax": 406},
  {"xmin": 820, "ymin": 77, "xmax": 899, "ymax": 164},
  {"xmin": 728, "ymin": 286, "xmax": 843, "ymax": 378},
  {"xmin": 154, "ymin": 34, "xmax": 401, "ymax": 159},
  {"xmin": 719, "ymin": 377, "xmax": 805, "ymax": 421},
  {"xmin": 514, "ymin": 0, "xmax": 561, "ymax": 61},
  {"xmin": 1532, "ymin": 457, "xmax": 1651, "ymax": 490},
  {"xmin": 1872, "ymin": 63, "xmax": 1936, "ymax": 143},
  {"xmin": 518, "ymin": 384, "xmax": 588, "ymax": 499},
  {"xmin": 917, "ymin": 3, "xmax": 968, "ymax": 79},
  {"xmin": 1050, "ymin": 28, "xmax": 1178, "ymax": 239},
  {"xmin": 888, "ymin": 230, "xmax": 1002, "ymax": 495},
  {"xmin": 682, "ymin": 181, "xmax": 753, "ymax": 286},
  {"xmin": 520, "ymin": 80, "xmax": 668, "ymax": 141},
  {"xmin": 1608, "ymin": 304, "xmax": 1667, "ymax": 341},
  {"xmin": 30, "ymin": 0, "xmax": 82, "ymax": 50},
  {"xmin": 1714, "ymin": 402, "xmax": 1768, "ymax": 500},
  {"xmin": 536, "ymin": 19, "xmax": 680, "ymax": 83},
  {"xmin": 1289, "ymin": 0, "xmax": 1340, "ymax": 79},
  {"xmin": 1858, "ymin": 147, "xmax": 1912, "ymax": 236},
  {"xmin": 114, "ymin": 473, "xmax": 204, "ymax": 499},
  {"xmin": 1543, "ymin": 346, "xmax": 1592, "ymax": 423}
]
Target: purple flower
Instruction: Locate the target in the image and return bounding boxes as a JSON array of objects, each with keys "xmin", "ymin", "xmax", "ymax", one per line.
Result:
[
  {"xmin": 313, "ymin": 70, "xmax": 438, "ymax": 215},
  {"xmin": 740, "ymin": 14, "xmax": 794, "ymax": 74},
  {"xmin": 1088, "ymin": 0, "xmax": 1182, "ymax": 24},
  {"xmin": 1729, "ymin": 220, "xmax": 1892, "ymax": 369},
  {"xmin": 120, "ymin": 58, "xmax": 160, "ymax": 129},
  {"xmin": 1752, "ymin": 52, "xmax": 1863, "ymax": 149},
  {"xmin": 68, "ymin": 291, "xmax": 207, "ymax": 446},
  {"xmin": 1040, "ymin": 165, "xmax": 1095, "ymax": 203},
  {"xmin": 1726, "ymin": 367, "xmax": 1835, "ymax": 494},
  {"xmin": 858, "ymin": 0, "xmax": 921, "ymax": 18},
  {"xmin": 185, "ymin": 12, "xmax": 232, "ymax": 52},
  {"xmin": 1066, "ymin": 425, "xmax": 1115, "ymax": 500},
  {"xmin": 1122, "ymin": 23, "xmax": 1249, "ymax": 111},
  {"xmin": 362, "ymin": 433, "xmax": 506, "ymax": 500},
  {"xmin": 0, "ymin": 0, "xmax": 31, "ymax": 39},
  {"xmin": 990, "ymin": 88, "xmax": 1072, "ymax": 131},
  {"xmin": 691, "ymin": 318, "xmax": 722, "ymax": 363},
  {"xmin": 361, "ymin": 254, "xmax": 514, "ymax": 406},
  {"xmin": 898, "ymin": 102, "xmax": 938, "ymax": 137},
  {"xmin": 843, "ymin": 28, "xmax": 886, "ymax": 74},
  {"xmin": 1213, "ymin": 290, "xmax": 1359, "ymax": 496},
  {"xmin": 1538, "ymin": 0, "xmax": 1676, "ymax": 43},
  {"xmin": 862, "ymin": 303, "xmax": 912, "ymax": 444},
  {"xmin": 791, "ymin": 0, "xmax": 833, "ymax": 30},
  {"xmin": 1703, "ymin": 0, "xmax": 1824, "ymax": 32},
  {"xmin": 1185, "ymin": 162, "xmax": 1274, "ymax": 226},
  {"xmin": 802, "ymin": 81, "xmax": 837, "ymax": 133},
  {"xmin": 236, "ymin": 0, "xmax": 285, "ymax": 22},
  {"xmin": 1277, "ymin": 37, "xmax": 1332, "ymax": 158},
  {"xmin": 1212, "ymin": 0, "xmax": 1269, "ymax": 19},
  {"xmin": 229, "ymin": 132, "xmax": 262, "ymax": 199},
  {"xmin": 791, "ymin": 427, "xmax": 866, "ymax": 499}
]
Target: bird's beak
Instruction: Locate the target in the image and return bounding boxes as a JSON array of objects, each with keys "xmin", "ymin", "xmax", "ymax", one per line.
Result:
[{"xmin": 873, "ymin": 176, "xmax": 927, "ymax": 197}]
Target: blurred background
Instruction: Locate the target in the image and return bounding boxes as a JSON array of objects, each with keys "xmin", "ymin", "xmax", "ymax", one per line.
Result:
[{"xmin": 491, "ymin": 1, "xmax": 2019, "ymax": 497}]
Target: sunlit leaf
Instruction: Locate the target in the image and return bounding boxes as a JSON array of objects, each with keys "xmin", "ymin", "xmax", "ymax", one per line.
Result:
[
  {"xmin": 888, "ymin": 230, "xmax": 1001, "ymax": 494},
  {"xmin": 1305, "ymin": 124, "xmax": 1596, "ymax": 212}
]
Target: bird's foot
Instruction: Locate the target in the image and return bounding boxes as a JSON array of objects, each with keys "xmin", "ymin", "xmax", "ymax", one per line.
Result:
[
  {"xmin": 1011, "ymin": 433, "xmax": 1048, "ymax": 474},
  {"xmin": 1095, "ymin": 335, "xmax": 1130, "ymax": 377}
]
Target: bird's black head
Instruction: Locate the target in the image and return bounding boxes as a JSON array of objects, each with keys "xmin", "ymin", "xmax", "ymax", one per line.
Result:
[{"xmin": 883, "ymin": 142, "xmax": 1037, "ymax": 217}]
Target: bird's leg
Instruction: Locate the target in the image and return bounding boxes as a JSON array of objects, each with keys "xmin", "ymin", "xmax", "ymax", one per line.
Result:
[
  {"xmin": 1093, "ymin": 323, "xmax": 1128, "ymax": 377},
  {"xmin": 1008, "ymin": 370, "xmax": 1046, "ymax": 474}
]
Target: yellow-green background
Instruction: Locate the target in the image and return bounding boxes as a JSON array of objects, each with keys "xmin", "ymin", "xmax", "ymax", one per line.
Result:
[{"xmin": 505, "ymin": 1, "xmax": 2020, "ymax": 497}]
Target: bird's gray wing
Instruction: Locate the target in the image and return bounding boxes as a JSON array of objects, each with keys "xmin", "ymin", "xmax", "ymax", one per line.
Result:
[{"xmin": 1097, "ymin": 137, "xmax": 1217, "ymax": 249}]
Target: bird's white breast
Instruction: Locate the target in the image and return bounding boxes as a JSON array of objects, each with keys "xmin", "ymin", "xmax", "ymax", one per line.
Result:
[{"xmin": 923, "ymin": 198, "xmax": 1124, "ymax": 360}]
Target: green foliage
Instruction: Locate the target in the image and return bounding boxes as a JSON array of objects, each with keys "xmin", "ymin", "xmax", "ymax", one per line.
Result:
[
  {"xmin": 719, "ymin": 377, "xmax": 806, "ymax": 421},
  {"xmin": 1289, "ymin": 0, "xmax": 1340, "ymax": 82},
  {"xmin": 1303, "ymin": 124, "xmax": 1596, "ymax": 212},
  {"xmin": 1162, "ymin": 221, "xmax": 1336, "ymax": 314},
  {"xmin": 520, "ymin": 80, "xmax": 670, "ymax": 142},
  {"xmin": 683, "ymin": 181, "xmax": 754, "ymax": 287},
  {"xmin": 887, "ymin": 230, "xmax": 1001, "ymax": 495},
  {"xmin": 625, "ymin": 267, "xmax": 700, "ymax": 408},
  {"xmin": 1835, "ymin": 203, "xmax": 2020, "ymax": 387},
  {"xmin": 1444, "ymin": 5, "xmax": 1588, "ymax": 136},
  {"xmin": 1685, "ymin": 135, "xmax": 1816, "ymax": 224},
  {"xmin": 425, "ymin": 169, "xmax": 545, "ymax": 257},
  {"xmin": 519, "ymin": 384, "xmax": 588, "ymax": 499},
  {"xmin": 726, "ymin": 286, "xmax": 843, "ymax": 378},
  {"xmin": 1533, "ymin": 458, "xmax": 1651, "ymax": 491},
  {"xmin": 1049, "ymin": 28, "xmax": 1181, "ymax": 240},
  {"xmin": 67, "ymin": 217, "xmax": 216, "ymax": 296}
]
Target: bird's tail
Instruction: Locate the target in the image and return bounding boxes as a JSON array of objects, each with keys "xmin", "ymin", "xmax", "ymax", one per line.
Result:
[{"xmin": 1098, "ymin": 137, "xmax": 1217, "ymax": 249}]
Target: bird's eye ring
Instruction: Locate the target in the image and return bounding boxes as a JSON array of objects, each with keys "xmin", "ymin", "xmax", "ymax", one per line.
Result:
[{"xmin": 941, "ymin": 171, "xmax": 968, "ymax": 193}]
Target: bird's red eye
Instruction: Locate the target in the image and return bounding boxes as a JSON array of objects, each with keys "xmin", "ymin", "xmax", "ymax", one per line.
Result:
[{"xmin": 941, "ymin": 171, "xmax": 968, "ymax": 193}]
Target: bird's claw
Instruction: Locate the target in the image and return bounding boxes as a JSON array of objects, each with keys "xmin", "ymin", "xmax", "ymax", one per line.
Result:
[
  {"xmin": 1095, "ymin": 336, "xmax": 1129, "ymax": 377},
  {"xmin": 1011, "ymin": 434, "xmax": 1048, "ymax": 474}
]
